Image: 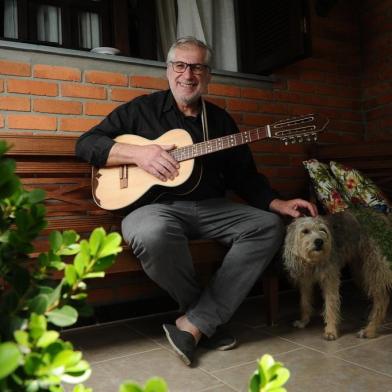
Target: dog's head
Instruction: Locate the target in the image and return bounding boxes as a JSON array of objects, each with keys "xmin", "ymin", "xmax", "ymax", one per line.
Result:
[{"xmin": 283, "ymin": 216, "xmax": 332, "ymax": 269}]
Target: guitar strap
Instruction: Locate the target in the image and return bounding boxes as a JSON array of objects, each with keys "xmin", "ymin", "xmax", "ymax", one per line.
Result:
[{"xmin": 201, "ymin": 98, "xmax": 209, "ymax": 141}]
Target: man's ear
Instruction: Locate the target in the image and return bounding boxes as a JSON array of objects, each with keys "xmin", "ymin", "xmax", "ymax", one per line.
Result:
[{"xmin": 206, "ymin": 71, "xmax": 212, "ymax": 84}]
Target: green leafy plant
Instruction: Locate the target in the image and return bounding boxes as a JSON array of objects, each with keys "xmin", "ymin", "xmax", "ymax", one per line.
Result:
[
  {"xmin": 119, "ymin": 377, "xmax": 168, "ymax": 392},
  {"xmin": 0, "ymin": 140, "xmax": 123, "ymax": 391},
  {"xmin": 249, "ymin": 354, "xmax": 290, "ymax": 392}
]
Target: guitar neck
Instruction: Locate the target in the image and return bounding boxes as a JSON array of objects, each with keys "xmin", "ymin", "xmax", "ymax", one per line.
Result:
[{"xmin": 171, "ymin": 126, "xmax": 268, "ymax": 162}]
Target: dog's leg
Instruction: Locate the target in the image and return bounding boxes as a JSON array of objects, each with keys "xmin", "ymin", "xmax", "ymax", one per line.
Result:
[
  {"xmin": 293, "ymin": 278, "xmax": 313, "ymax": 328},
  {"xmin": 320, "ymin": 271, "xmax": 340, "ymax": 341},
  {"xmin": 357, "ymin": 246, "xmax": 391, "ymax": 338},
  {"xmin": 358, "ymin": 286, "xmax": 390, "ymax": 338}
]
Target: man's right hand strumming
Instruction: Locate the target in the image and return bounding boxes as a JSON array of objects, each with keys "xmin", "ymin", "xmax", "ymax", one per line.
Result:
[{"xmin": 107, "ymin": 142, "xmax": 180, "ymax": 182}]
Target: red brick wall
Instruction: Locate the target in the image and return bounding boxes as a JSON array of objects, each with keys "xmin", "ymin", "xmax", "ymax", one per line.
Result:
[
  {"xmin": 361, "ymin": 0, "xmax": 392, "ymax": 141},
  {"xmin": 0, "ymin": 0, "xmax": 384, "ymax": 198}
]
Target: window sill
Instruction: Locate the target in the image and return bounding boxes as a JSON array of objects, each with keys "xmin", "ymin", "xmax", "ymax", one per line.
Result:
[{"xmin": 0, "ymin": 39, "xmax": 275, "ymax": 85}]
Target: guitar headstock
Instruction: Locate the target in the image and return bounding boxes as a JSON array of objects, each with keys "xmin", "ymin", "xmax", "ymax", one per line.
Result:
[{"xmin": 269, "ymin": 114, "xmax": 329, "ymax": 145}]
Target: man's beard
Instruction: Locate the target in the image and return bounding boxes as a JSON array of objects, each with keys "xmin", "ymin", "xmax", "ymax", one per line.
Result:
[{"xmin": 178, "ymin": 91, "xmax": 201, "ymax": 106}]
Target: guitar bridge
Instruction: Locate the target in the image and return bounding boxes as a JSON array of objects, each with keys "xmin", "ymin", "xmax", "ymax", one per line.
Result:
[{"xmin": 119, "ymin": 165, "xmax": 128, "ymax": 188}]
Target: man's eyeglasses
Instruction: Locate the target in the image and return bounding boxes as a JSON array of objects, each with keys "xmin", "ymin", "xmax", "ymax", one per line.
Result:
[{"xmin": 169, "ymin": 61, "xmax": 210, "ymax": 75}]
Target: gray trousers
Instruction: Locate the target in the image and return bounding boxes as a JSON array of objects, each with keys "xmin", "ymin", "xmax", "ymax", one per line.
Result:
[{"xmin": 121, "ymin": 198, "xmax": 284, "ymax": 337}]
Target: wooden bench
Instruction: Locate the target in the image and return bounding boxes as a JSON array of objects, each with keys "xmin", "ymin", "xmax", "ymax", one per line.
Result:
[
  {"xmin": 5, "ymin": 132, "xmax": 390, "ymax": 326},
  {"xmin": 3, "ymin": 133, "xmax": 280, "ymax": 325}
]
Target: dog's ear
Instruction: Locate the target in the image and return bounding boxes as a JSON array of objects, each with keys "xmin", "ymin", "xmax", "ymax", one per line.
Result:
[{"xmin": 283, "ymin": 223, "xmax": 298, "ymax": 262}]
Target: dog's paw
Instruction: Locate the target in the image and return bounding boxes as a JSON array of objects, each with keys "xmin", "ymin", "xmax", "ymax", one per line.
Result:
[
  {"xmin": 357, "ymin": 328, "xmax": 377, "ymax": 339},
  {"xmin": 293, "ymin": 320, "xmax": 308, "ymax": 329},
  {"xmin": 323, "ymin": 330, "xmax": 338, "ymax": 341}
]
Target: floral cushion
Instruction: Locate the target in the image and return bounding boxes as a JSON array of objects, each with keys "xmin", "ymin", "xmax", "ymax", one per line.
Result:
[
  {"xmin": 330, "ymin": 161, "xmax": 391, "ymax": 213},
  {"xmin": 303, "ymin": 159, "xmax": 349, "ymax": 214}
]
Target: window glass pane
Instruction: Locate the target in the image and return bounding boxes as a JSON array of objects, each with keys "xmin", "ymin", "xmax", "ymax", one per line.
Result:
[
  {"xmin": 37, "ymin": 4, "xmax": 62, "ymax": 44},
  {"xmin": 4, "ymin": 0, "xmax": 18, "ymax": 39},
  {"xmin": 78, "ymin": 11, "xmax": 101, "ymax": 49}
]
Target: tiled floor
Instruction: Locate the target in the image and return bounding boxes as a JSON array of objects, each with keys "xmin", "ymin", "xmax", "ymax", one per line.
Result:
[{"xmin": 62, "ymin": 283, "xmax": 392, "ymax": 392}]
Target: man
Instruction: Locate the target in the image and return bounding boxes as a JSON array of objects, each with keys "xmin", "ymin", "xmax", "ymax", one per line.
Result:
[{"xmin": 76, "ymin": 36, "xmax": 317, "ymax": 365}]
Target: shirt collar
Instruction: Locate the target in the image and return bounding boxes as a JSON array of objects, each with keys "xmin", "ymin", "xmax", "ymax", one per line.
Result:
[
  {"xmin": 162, "ymin": 90, "xmax": 176, "ymax": 113},
  {"xmin": 162, "ymin": 90, "xmax": 203, "ymax": 118}
]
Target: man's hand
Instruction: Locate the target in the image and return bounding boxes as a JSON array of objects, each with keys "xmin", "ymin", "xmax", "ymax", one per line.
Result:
[
  {"xmin": 269, "ymin": 198, "xmax": 318, "ymax": 218},
  {"xmin": 131, "ymin": 144, "xmax": 180, "ymax": 181},
  {"xmin": 108, "ymin": 142, "xmax": 180, "ymax": 182}
]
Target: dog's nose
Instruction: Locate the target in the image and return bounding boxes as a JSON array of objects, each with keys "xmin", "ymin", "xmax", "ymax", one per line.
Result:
[{"xmin": 314, "ymin": 238, "xmax": 324, "ymax": 250}]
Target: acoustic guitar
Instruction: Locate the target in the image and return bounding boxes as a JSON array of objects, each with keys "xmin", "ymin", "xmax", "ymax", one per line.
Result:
[{"xmin": 92, "ymin": 113, "xmax": 329, "ymax": 211}]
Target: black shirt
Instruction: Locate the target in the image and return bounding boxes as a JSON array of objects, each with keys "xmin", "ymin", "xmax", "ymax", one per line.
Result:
[{"xmin": 75, "ymin": 90, "xmax": 279, "ymax": 210}]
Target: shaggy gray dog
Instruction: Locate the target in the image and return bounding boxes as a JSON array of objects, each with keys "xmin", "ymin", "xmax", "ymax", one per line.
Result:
[{"xmin": 283, "ymin": 211, "xmax": 392, "ymax": 340}]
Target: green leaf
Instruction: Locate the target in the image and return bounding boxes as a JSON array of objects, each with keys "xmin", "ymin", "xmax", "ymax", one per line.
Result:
[
  {"xmin": 0, "ymin": 176, "xmax": 20, "ymax": 199},
  {"xmin": 89, "ymin": 227, "xmax": 106, "ymax": 256},
  {"xmin": 49, "ymin": 261, "xmax": 66, "ymax": 270},
  {"xmin": 118, "ymin": 382, "xmax": 144, "ymax": 392},
  {"xmin": 66, "ymin": 359, "xmax": 90, "ymax": 374},
  {"xmin": 259, "ymin": 354, "xmax": 273, "ymax": 387},
  {"xmin": 65, "ymin": 265, "xmax": 78, "ymax": 286},
  {"xmin": 0, "ymin": 342, "xmax": 21, "ymax": 379},
  {"xmin": 24, "ymin": 352, "xmax": 42, "ymax": 375},
  {"xmin": 46, "ymin": 281, "xmax": 64, "ymax": 308},
  {"xmin": 70, "ymin": 293, "xmax": 88, "ymax": 301},
  {"xmin": 47, "ymin": 305, "xmax": 78, "ymax": 327},
  {"xmin": 73, "ymin": 385, "xmax": 93, "ymax": 392},
  {"xmin": 38, "ymin": 252, "xmax": 49, "ymax": 268},
  {"xmin": 74, "ymin": 252, "xmax": 89, "ymax": 277},
  {"xmin": 50, "ymin": 231, "xmax": 63, "ymax": 253},
  {"xmin": 29, "ymin": 314, "xmax": 47, "ymax": 340},
  {"xmin": 144, "ymin": 377, "xmax": 169, "ymax": 392},
  {"xmin": 248, "ymin": 372, "xmax": 260, "ymax": 392},
  {"xmin": 36, "ymin": 331, "xmax": 60, "ymax": 348},
  {"xmin": 61, "ymin": 368, "xmax": 91, "ymax": 385},
  {"xmin": 14, "ymin": 330, "xmax": 29, "ymax": 347},
  {"xmin": 53, "ymin": 350, "xmax": 82, "ymax": 368},
  {"xmin": 62, "ymin": 230, "xmax": 80, "ymax": 246},
  {"xmin": 84, "ymin": 272, "xmax": 105, "ymax": 279},
  {"xmin": 97, "ymin": 232, "xmax": 122, "ymax": 258},
  {"xmin": 59, "ymin": 244, "xmax": 80, "ymax": 256},
  {"xmin": 92, "ymin": 255, "xmax": 116, "ymax": 272},
  {"xmin": 49, "ymin": 385, "xmax": 65, "ymax": 392},
  {"xmin": 28, "ymin": 294, "xmax": 49, "ymax": 315},
  {"xmin": 27, "ymin": 189, "xmax": 45, "ymax": 204},
  {"xmin": 265, "ymin": 368, "xmax": 290, "ymax": 389}
]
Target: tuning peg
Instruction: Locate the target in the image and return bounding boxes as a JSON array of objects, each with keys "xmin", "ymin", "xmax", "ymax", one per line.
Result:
[{"xmin": 297, "ymin": 137, "xmax": 303, "ymax": 143}]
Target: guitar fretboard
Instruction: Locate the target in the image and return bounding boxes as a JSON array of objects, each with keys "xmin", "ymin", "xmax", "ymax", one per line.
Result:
[{"xmin": 171, "ymin": 126, "xmax": 268, "ymax": 162}]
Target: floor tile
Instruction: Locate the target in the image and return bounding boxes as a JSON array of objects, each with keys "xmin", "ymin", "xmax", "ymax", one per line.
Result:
[
  {"xmin": 214, "ymin": 348, "xmax": 392, "ymax": 392},
  {"xmin": 335, "ymin": 334, "xmax": 392, "ymax": 377},
  {"xmin": 62, "ymin": 322, "xmax": 159, "ymax": 363},
  {"xmin": 259, "ymin": 315, "xmax": 390, "ymax": 354},
  {"xmin": 59, "ymin": 280, "xmax": 392, "ymax": 392},
  {"xmin": 197, "ymin": 324, "xmax": 300, "ymax": 372},
  {"xmin": 79, "ymin": 348, "xmax": 224, "ymax": 392}
]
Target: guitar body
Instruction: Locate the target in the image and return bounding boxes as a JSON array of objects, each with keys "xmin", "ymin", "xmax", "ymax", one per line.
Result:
[{"xmin": 92, "ymin": 129, "xmax": 201, "ymax": 211}]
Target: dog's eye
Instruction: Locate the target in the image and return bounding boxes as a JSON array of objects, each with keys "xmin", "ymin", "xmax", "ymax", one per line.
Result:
[
  {"xmin": 320, "ymin": 229, "xmax": 328, "ymax": 234},
  {"xmin": 302, "ymin": 229, "xmax": 310, "ymax": 234}
]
